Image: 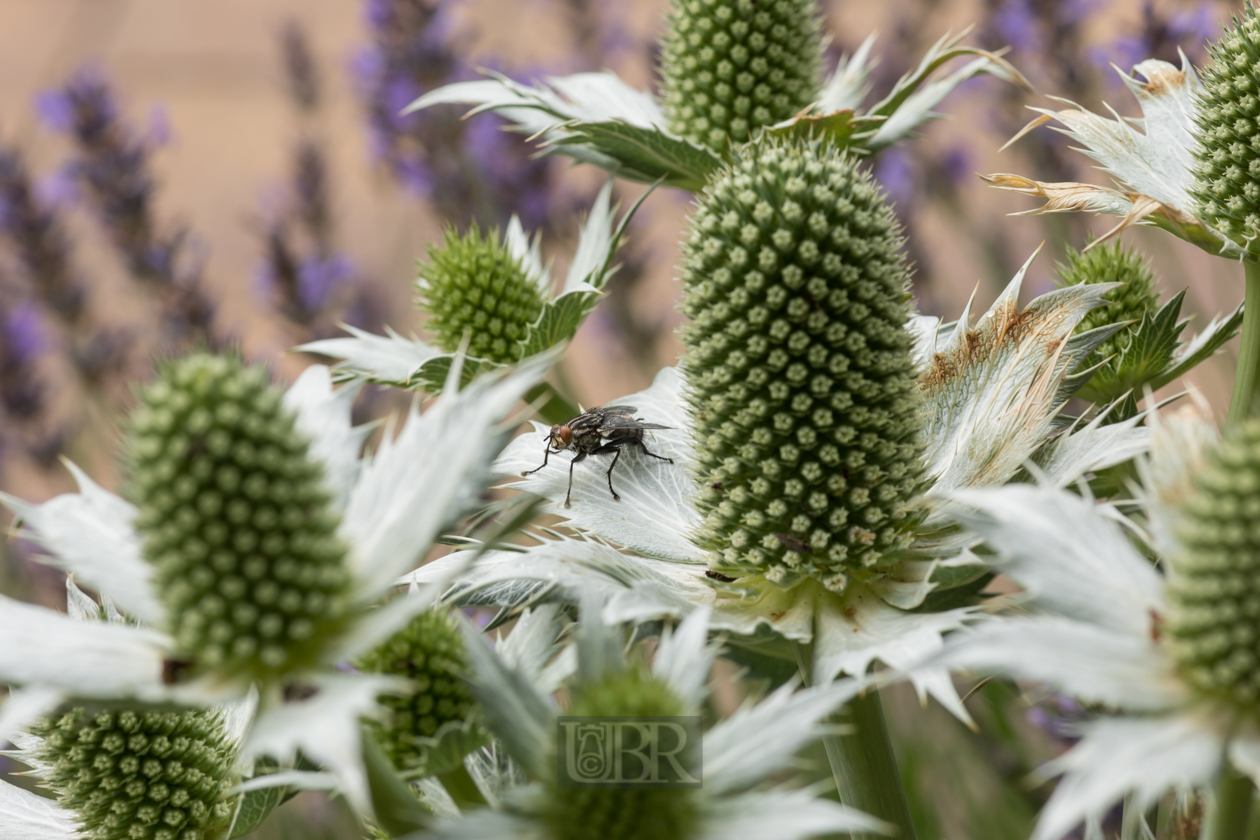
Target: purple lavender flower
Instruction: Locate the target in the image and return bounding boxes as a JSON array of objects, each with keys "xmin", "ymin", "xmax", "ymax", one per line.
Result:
[
  {"xmin": 37, "ymin": 67, "xmax": 215, "ymax": 344},
  {"xmin": 874, "ymin": 148, "xmax": 917, "ymax": 209},
  {"xmin": 0, "ymin": 299, "xmax": 47, "ymax": 422},
  {"xmin": 992, "ymin": 0, "xmax": 1042, "ymax": 54}
]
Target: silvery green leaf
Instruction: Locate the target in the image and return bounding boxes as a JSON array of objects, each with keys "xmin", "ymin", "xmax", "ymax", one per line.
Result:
[
  {"xmin": 947, "ymin": 485, "xmax": 1164, "ymax": 634},
  {"xmin": 496, "ymin": 366, "xmax": 704, "ymax": 564},
  {"xmin": 652, "ymin": 608, "xmax": 715, "ymax": 711},
  {"xmin": 242, "ymin": 673, "xmax": 405, "ymax": 816},
  {"xmin": 0, "ymin": 594, "xmax": 167, "ymax": 703},
  {"xmin": 702, "ymin": 681, "xmax": 863, "ymax": 795},
  {"xmin": 458, "ymin": 616, "xmax": 553, "ymax": 779},
  {"xmin": 1231, "ymin": 738, "xmax": 1260, "ymax": 789},
  {"xmin": 986, "ymin": 56, "xmax": 1245, "ymax": 257},
  {"xmin": 503, "ymin": 215, "xmax": 551, "ymax": 298},
  {"xmin": 397, "ymin": 718, "xmax": 490, "ymax": 779},
  {"xmin": 817, "ymin": 34, "xmax": 877, "ymax": 111},
  {"xmin": 697, "ymin": 788, "xmax": 892, "ymax": 840},
  {"xmin": 424, "ymin": 810, "xmax": 537, "ymax": 840},
  {"xmin": 560, "ymin": 122, "xmax": 722, "ymax": 190},
  {"xmin": 229, "ymin": 780, "xmax": 287, "ymax": 838},
  {"xmin": 1031, "ymin": 715, "xmax": 1225, "ymax": 840},
  {"xmin": 563, "ymin": 180, "xmax": 617, "ymax": 295},
  {"xmin": 1034, "ymin": 411, "xmax": 1151, "ymax": 488},
  {"xmin": 812, "ymin": 589, "xmax": 975, "ymax": 722},
  {"xmin": 868, "ymin": 50, "xmax": 1031, "ymax": 150},
  {"xmin": 931, "ymin": 616, "xmax": 1184, "ymax": 710},
  {"xmin": 1156, "ymin": 301, "xmax": 1244, "ymax": 387},
  {"xmin": 342, "ymin": 354, "xmax": 550, "ymax": 600},
  {"xmin": 0, "ymin": 778, "xmax": 77, "ymax": 840},
  {"xmin": 493, "ymin": 604, "xmax": 571, "ymax": 692},
  {"xmin": 283, "ymin": 365, "xmax": 370, "ymax": 512},
  {"xmin": 1, "ymin": 462, "xmax": 161, "ymax": 625},
  {"xmin": 297, "ymin": 325, "xmax": 448, "ymax": 386},
  {"xmin": 1138, "ymin": 403, "xmax": 1219, "ymax": 556},
  {"xmin": 920, "ymin": 250, "xmax": 1119, "ymax": 496},
  {"xmin": 0, "ymin": 686, "xmax": 65, "ymax": 748}
]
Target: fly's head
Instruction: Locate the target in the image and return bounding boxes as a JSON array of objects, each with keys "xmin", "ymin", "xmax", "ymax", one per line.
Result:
[{"xmin": 545, "ymin": 423, "xmax": 574, "ymax": 452}]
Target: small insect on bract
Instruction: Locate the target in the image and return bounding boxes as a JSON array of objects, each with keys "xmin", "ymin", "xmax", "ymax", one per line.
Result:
[{"xmin": 522, "ymin": 405, "xmax": 673, "ymax": 507}]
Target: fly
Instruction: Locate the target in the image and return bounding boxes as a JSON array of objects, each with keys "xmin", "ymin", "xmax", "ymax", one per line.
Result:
[{"xmin": 521, "ymin": 404, "xmax": 674, "ymax": 507}]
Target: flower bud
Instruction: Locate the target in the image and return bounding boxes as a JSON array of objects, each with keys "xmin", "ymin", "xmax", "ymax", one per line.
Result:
[
  {"xmin": 418, "ymin": 224, "xmax": 546, "ymax": 364},
  {"xmin": 1056, "ymin": 241, "xmax": 1158, "ymax": 366},
  {"xmin": 540, "ymin": 670, "xmax": 699, "ymax": 840},
  {"xmin": 33, "ymin": 707, "xmax": 235, "ymax": 840},
  {"xmin": 1191, "ymin": 2, "xmax": 1260, "ymax": 256},
  {"xmin": 1166, "ymin": 418, "xmax": 1260, "ymax": 711},
  {"xmin": 680, "ymin": 137, "xmax": 923, "ymax": 591},
  {"xmin": 358, "ymin": 608, "xmax": 479, "ymax": 771},
  {"xmin": 125, "ymin": 353, "xmax": 351, "ymax": 680},
  {"xmin": 660, "ymin": 0, "xmax": 823, "ymax": 152}
]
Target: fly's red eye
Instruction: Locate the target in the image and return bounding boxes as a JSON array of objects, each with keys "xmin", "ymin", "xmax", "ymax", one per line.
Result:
[{"xmin": 555, "ymin": 425, "xmax": 573, "ymax": 445}]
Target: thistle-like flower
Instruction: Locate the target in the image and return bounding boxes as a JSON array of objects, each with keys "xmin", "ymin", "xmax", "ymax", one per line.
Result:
[
  {"xmin": 0, "ymin": 579, "xmax": 251, "ymax": 840},
  {"xmin": 411, "ymin": 137, "xmax": 1166, "ymax": 717},
  {"xmin": 417, "ymin": 224, "xmax": 547, "ymax": 365},
  {"xmin": 1054, "ymin": 242, "xmax": 1241, "ymax": 406},
  {"xmin": 660, "ymin": 0, "xmax": 822, "ymax": 151},
  {"xmin": 358, "ymin": 603, "xmax": 486, "ymax": 777},
  {"xmin": 982, "ymin": 7, "xmax": 1260, "ymax": 260},
  {"xmin": 0, "ymin": 351, "xmax": 550, "ymax": 813},
  {"xmin": 417, "ymin": 605, "xmax": 889, "ymax": 840},
  {"xmin": 299, "ymin": 184, "xmax": 638, "ymax": 392},
  {"xmin": 925, "ymin": 405, "xmax": 1260, "ymax": 840},
  {"xmin": 405, "ymin": 4, "xmax": 1028, "ymax": 193}
]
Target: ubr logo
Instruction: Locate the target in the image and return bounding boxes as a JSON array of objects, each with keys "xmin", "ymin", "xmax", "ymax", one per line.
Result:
[{"xmin": 556, "ymin": 716, "xmax": 703, "ymax": 789}]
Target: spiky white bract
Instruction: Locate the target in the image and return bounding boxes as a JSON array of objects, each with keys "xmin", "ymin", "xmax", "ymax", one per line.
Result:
[
  {"xmin": 984, "ymin": 56, "xmax": 1247, "ymax": 258},
  {"xmin": 0, "ymin": 776, "xmax": 79, "ymax": 840},
  {"xmin": 409, "ymin": 258, "xmax": 1148, "ymax": 718},
  {"xmin": 931, "ymin": 417, "xmax": 1260, "ymax": 840},
  {"xmin": 0, "ymin": 355, "xmax": 550, "ymax": 816},
  {"xmin": 299, "ymin": 183, "xmax": 631, "ymax": 391},
  {"xmin": 401, "ymin": 33, "xmax": 1026, "ymax": 192},
  {"xmin": 423, "ymin": 606, "xmax": 889, "ymax": 840}
]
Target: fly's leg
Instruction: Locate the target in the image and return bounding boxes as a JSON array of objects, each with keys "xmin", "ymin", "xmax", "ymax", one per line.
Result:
[
  {"xmin": 564, "ymin": 452, "xmax": 586, "ymax": 508},
  {"xmin": 636, "ymin": 439, "xmax": 674, "ymax": 465},
  {"xmin": 522, "ymin": 447, "xmax": 552, "ymax": 477},
  {"xmin": 604, "ymin": 447, "xmax": 623, "ymax": 502}
]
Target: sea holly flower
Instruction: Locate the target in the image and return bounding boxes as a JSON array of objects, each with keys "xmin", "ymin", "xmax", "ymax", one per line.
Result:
[
  {"xmin": 1055, "ymin": 242, "xmax": 1243, "ymax": 407},
  {"xmin": 0, "ymin": 351, "xmax": 551, "ymax": 814},
  {"xmin": 404, "ymin": 1, "xmax": 1029, "ymax": 193},
  {"xmin": 982, "ymin": 6, "xmax": 1260, "ymax": 262},
  {"xmin": 409, "ymin": 251, "xmax": 1151, "ymax": 719},
  {"xmin": 924, "ymin": 405, "xmax": 1260, "ymax": 840},
  {"xmin": 299, "ymin": 182, "xmax": 643, "ymax": 393},
  {"xmin": 0, "ymin": 578, "xmax": 254, "ymax": 840},
  {"xmin": 419, "ymin": 605, "xmax": 890, "ymax": 840}
]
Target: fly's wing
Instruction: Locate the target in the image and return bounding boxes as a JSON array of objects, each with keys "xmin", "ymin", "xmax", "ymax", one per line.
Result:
[
  {"xmin": 597, "ymin": 415, "xmax": 674, "ymax": 436},
  {"xmin": 597, "ymin": 404, "xmax": 638, "ymax": 416}
]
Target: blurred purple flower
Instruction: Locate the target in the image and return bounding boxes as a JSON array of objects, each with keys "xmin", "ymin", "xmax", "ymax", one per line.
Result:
[
  {"xmin": 941, "ymin": 146, "xmax": 973, "ymax": 187},
  {"xmin": 1167, "ymin": 4, "xmax": 1219, "ymax": 48},
  {"xmin": 992, "ymin": 0, "xmax": 1041, "ymax": 54},
  {"xmin": 35, "ymin": 90, "xmax": 79, "ymax": 134},
  {"xmin": 146, "ymin": 104, "xmax": 171, "ymax": 147},
  {"xmin": 874, "ymin": 148, "xmax": 916, "ymax": 208},
  {"xmin": 297, "ymin": 254, "xmax": 353, "ymax": 311},
  {"xmin": 4, "ymin": 303, "xmax": 45, "ymax": 365},
  {"xmin": 1026, "ymin": 694, "xmax": 1089, "ymax": 745},
  {"xmin": 1089, "ymin": 35, "xmax": 1149, "ymax": 73},
  {"xmin": 35, "ymin": 168, "xmax": 80, "ymax": 210}
]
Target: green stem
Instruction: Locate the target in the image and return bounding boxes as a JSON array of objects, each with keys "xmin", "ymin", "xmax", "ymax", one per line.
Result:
[
  {"xmin": 792, "ymin": 642, "xmax": 918, "ymax": 840},
  {"xmin": 1202, "ymin": 764, "xmax": 1255, "ymax": 840},
  {"xmin": 435, "ymin": 762, "xmax": 487, "ymax": 810},
  {"xmin": 361, "ymin": 729, "xmax": 430, "ymax": 837},
  {"xmin": 524, "ymin": 382, "xmax": 578, "ymax": 426},
  {"xmin": 1227, "ymin": 260, "xmax": 1260, "ymax": 425}
]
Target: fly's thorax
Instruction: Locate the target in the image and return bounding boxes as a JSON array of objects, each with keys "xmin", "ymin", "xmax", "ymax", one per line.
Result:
[
  {"xmin": 124, "ymin": 353, "xmax": 353, "ymax": 683},
  {"xmin": 33, "ymin": 706, "xmax": 236, "ymax": 840},
  {"xmin": 680, "ymin": 136, "xmax": 924, "ymax": 594},
  {"xmin": 1166, "ymin": 417, "xmax": 1260, "ymax": 717}
]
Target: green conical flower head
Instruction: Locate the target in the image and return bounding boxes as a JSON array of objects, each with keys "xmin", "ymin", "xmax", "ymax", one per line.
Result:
[
  {"xmin": 680, "ymin": 137, "xmax": 924, "ymax": 592},
  {"xmin": 660, "ymin": 0, "xmax": 823, "ymax": 152},
  {"xmin": 1190, "ymin": 2, "xmax": 1260, "ymax": 257},
  {"xmin": 125, "ymin": 353, "xmax": 352, "ymax": 680},
  {"xmin": 33, "ymin": 707, "xmax": 236, "ymax": 840},
  {"xmin": 418, "ymin": 224, "xmax": 546, "ymax": 364},
  {"xmin": 541, "ymin": 670, "xmax": 699, "ymax": 840},
  {"xmin": 1056, "ymin": 241, "xmax": 1159, "ymax": 363},
  {"xmin": 1166, "ymin": 418, "xmax": 1260, "ymax": 713},
  {"xmin": 358, "ymin": 607, "xmax": 479, "ymax": 771}
]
